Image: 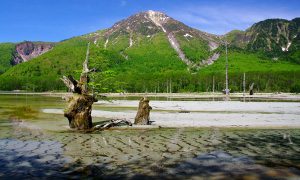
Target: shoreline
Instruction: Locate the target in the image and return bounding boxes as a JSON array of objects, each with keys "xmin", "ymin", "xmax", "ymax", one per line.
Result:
[{"xmin": 1, "ymin": 91, "xmax": 300, "ymax": 101}]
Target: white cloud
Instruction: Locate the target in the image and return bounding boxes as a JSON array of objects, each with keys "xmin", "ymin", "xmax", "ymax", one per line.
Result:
[{"xmin": 168, "ymin": 4, "xmax": 300, "ymax": 35}]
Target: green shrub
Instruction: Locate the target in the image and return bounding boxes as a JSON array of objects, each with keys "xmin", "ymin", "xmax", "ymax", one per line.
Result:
[{"xmin": 291, "ymin": 84, "xmax": 300, "ymax": 93}]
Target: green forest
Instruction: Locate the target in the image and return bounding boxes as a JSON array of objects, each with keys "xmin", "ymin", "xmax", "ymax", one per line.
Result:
[{"xmin": 0, "ymin": 38, "xmax": 299, "ymax": 93}]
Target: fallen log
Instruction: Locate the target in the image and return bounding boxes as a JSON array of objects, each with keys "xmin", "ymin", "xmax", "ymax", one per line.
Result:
[{"xmin": 93, "ymin": 119, "xmax": 132, "ymax": 131}]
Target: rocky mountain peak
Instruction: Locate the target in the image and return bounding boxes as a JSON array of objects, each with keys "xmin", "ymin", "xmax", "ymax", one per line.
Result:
[
  {"xmin": 12, "ymin": 41, "xmax": 54, "ymax": 65},
  {"xmin": 89, "ymin": 10, "xmax": 221, "ymax": 67},
  {"xmin": 103, "ymin": 10, "xmax": 163, "ymax": 37},
  {"xmin": 146, "ymin": 10, "xmax": 167, "ymax": 16},
  {"xmin": 146, "ymin": 10, "xmax": 169, "ymax": 32}
]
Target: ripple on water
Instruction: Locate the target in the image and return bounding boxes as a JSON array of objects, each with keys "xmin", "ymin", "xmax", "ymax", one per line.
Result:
[{"xmin": 1, "ymin": 123, "xmax": 300, "ymax": 179}]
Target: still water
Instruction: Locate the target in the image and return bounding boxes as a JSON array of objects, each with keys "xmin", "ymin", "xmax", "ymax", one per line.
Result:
[{"xmin": 0, "ymin": 94, "xmax": 299, "ymax": 179}]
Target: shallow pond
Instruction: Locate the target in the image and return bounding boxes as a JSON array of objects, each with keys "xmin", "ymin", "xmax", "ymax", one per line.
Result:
[{"xmin": 0, "ymin": 94, "xmax": 300, "ymax": 179}]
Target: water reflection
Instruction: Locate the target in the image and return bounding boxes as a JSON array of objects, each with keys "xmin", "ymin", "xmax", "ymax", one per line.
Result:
[
  {"xmin": 0, "ymin": 139, "xmax": 70, "ymax": 178},
  {"xmin": 0, "ymin": 94, "xmax": 300, "ymax": 179},
  {"xmin": 2, "ymin": 122, "xmax": 300, "ymax": 179}
]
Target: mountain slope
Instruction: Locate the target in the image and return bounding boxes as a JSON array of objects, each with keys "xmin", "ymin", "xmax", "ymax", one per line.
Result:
[
  {"xmin": 226, "ymin": 18, "xmax": 300, "ymax": 62},
  {"xmin": 0, "ymin": 11, "xmax": 300, "ymax": 92},
  {"xmin": 0, "ymin": 41, "xmax": 54, "ymax": 75},
  {"xmin": 0, "ymin": 38, "xmax": 88, "ymax": 90}
]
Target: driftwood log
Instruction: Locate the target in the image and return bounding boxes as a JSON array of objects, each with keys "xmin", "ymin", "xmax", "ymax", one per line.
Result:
[
  {"xmin": 134, "ymin": 97, "xmax": 152, "ymax": 125},
  {"xmin": 61, "ymin": 43, "xmax": 97, "ymax": 130},
  {"xmin": 93, "ymin": 119, "xmax": 132, "ymax": 131}
]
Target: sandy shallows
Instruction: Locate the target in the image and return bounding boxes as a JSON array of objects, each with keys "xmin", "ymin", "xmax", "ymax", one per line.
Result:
[
  {"xmin": 43, "ymin": 100, "xmax": 300, "ymax": 128},
  {"xmin": 2, "ymin": 127, "xmax": 300, "ymax": 179}
]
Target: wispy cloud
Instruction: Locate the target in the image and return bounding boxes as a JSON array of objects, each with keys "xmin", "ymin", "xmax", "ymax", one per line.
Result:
[
  {"xmin": 168, "ymin": 3, "xmax": 300, "ymax": 35},
  {"xmin": 120, "ymin": 0, "xmax": 127, "ymax": 7}
]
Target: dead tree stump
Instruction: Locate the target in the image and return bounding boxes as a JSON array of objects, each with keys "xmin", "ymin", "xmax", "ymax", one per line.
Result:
[
  {"xmin": 61, "ymin": 43, "xmax": 97, "ymax": 130},
  {"xmin": 134, "ymin": 97, "xmax": 152, "ymax": 125},
  {"xmin": 64, "ymin": 94, "xmax": 97, "ymax": 129}
]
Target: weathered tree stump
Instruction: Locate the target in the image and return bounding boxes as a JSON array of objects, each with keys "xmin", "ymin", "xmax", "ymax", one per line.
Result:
[
  {"xmin": 64, "ymin": 94, "xmax": 97, "ymax": 129},
  {"xmin": 134, "ymin": 97, "xmax": 152, "ymax": 125},
  {"xmin": 61, "ymin": 43, "xmax": 98, "ymax": 130}
]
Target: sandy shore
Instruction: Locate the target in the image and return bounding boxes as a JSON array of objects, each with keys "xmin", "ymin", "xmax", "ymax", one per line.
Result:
[
  {"xmin": 103, "ymin": 92, "xmax": 300, "ymax": 100},
  {"xmin": 43, "ymin": 100, "xmax": 300, "ymax": 128}
]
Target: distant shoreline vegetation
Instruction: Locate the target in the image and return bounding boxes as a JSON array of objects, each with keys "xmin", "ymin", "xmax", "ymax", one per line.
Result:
[{"xmin": 0, "ymin": 70, "xmax": 299, "ymax": 93}]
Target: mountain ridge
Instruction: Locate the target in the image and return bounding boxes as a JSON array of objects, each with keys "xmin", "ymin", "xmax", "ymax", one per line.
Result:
[{"xmin": 226, "ymin": 18, "xmax": 300, "ymax": 58}]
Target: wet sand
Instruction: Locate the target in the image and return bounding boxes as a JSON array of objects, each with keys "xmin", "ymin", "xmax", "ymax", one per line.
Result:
[{"xmin": 1, "ymin": 124, "xmax": 300, "ymax": 179}]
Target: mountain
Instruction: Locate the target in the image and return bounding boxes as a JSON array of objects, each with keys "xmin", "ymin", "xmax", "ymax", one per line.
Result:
[
  {"xmin": 0, "ymin": 41, "xmax": 54, "ymax": 74},
  {"xmin": 85, "ymin": 10, "xmax": 221, "ymax": 67},
  {"xmin": 0, "ymin": 11, "xmax": 300, "ymax": 92},
  {"xmin": 226, "ymin": 18, "xmax": 300, "ymax": 62}
]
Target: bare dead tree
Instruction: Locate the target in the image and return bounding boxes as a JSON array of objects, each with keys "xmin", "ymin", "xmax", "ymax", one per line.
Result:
[
  {"xmin": 243, "ymin": 73, "xmax": 246, "ymax": 102},
  {"xmin": 225, "ymin": 41, "xmax": 230, "ymax": 100},
  {"xmin": 61, "ymin": 43, "xmax": 133, "ymax": 130},
  {"xmin": 61, "ymin": 43, "xmax": 97, "ymax": 130}
]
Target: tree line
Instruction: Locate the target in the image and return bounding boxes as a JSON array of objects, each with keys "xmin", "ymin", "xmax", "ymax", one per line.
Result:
[{"xmin": 0, "ymin": 70, "xmax": 299, "ymax": 93}]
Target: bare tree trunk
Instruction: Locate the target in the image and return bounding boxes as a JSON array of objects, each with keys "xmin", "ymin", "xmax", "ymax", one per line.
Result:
[
  {"xmin": 212, "ymin": 76, "xmax": 215, "ymax": 94},
  {"xmin": 243, "ymin": 73, "xmax": 246, "ymax": 96},
  {"xmin": 243, "ymin": 73, "xmax": 246, "ymax": 102},
  {"xmin": 61, "ymin": 43, "xmax": 97, "ymax": 130},
  {"xmin": 134, "ymin": 97, "xmax": 152, "ymax": 125},
  {"xmin": 249, "ymin": 83, "xmax": 254, "ymax": 95},
  {"xmin": 225, "ymin": 41, "xmax": 229, "ymax": 99}
]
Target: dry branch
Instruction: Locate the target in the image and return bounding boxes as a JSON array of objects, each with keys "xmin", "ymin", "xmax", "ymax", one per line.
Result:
[{"xmin": 93, "ymin": 119, "xmax": 132, "ymax": 131}]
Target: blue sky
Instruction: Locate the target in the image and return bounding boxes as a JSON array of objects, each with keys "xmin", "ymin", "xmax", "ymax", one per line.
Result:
[{"xmin": 1, "ymin": 0, "xmax": 300, "ymax": 42}]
